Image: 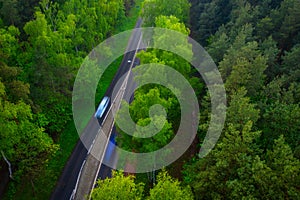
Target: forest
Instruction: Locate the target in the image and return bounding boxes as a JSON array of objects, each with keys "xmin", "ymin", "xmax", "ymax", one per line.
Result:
[
  {"xmin": 0, "ymin": 0, "xmax": 136, "ymax": 198},
  {"xmin": 1, "ymin": 0, "xmax": 300, "ymax": 199}
]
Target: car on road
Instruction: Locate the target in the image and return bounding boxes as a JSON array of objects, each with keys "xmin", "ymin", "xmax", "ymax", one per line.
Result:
[{"xmin": 95, "ymin": 96, "xmax": 110, "ymax": 124}]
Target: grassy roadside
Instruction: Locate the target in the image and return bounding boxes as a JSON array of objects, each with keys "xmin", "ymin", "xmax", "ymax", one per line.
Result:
[{"xmin": 8, "ymin": 1, "xmax": 143, "ymax": 199}]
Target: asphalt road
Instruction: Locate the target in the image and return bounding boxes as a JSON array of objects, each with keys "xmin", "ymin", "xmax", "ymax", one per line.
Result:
[
  {"xmin": 97, "ymin": 58, "xmax": 139, "ymax": 180},
  {"xmin": 50, "ymin": 18, "xmax": 142, "ymax": 200}
]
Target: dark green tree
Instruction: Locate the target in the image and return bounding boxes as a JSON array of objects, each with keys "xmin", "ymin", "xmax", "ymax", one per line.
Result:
[{"xmin": 184, "ymin": 121, "xmax": 261, "ymax": 199}]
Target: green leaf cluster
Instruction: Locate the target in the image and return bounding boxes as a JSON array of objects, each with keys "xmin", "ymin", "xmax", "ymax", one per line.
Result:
[{"xmin": 92, "ymin": 170, "xmax": 193, "ymax": 200}]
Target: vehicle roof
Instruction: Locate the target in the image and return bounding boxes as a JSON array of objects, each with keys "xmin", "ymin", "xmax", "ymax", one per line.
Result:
[
  {"xmin": 95, "ymin": 97, "xmax": 110, "ymax": 118},
  {"xmin": 97, "ymin": 96, "xmax": 109, "ymax": 109}
]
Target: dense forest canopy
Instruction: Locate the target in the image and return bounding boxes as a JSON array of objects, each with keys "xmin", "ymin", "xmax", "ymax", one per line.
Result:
[
  {"xmin": 116, "ymin": 0, "xmax": 300, "ymax": 199},
  {"xmin": 187, "ymin": 0, "xmax": 300, "ymax": 199},
  {"xmin": 0, "ymin": 0, "xmax": 135, "ymax": 198},
  {"xmin": 0, "ymin": 0, "xmax": 299, "ymax": 199}
]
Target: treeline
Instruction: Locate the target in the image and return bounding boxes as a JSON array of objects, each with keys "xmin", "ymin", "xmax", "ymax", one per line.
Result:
[
  {"xmin": 0, "ymin": 0, "xmax": 134, "ymax": 197},
  {"xmin": 103, "ymin": 0, "xmax": 300, "ymax": 199}
]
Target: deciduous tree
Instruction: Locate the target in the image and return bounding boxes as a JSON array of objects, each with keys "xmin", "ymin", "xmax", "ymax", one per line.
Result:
[
  {"xmin": 92, "ymin": 171, "xmax": 144, "ymax": 200},
  {"xmin": 148, "ymin": 170, "xmax": 193, "ymax": 200}
]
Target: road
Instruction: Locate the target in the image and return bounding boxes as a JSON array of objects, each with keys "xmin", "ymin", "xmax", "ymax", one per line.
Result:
[
  {"xmin": 97, "ymin": 58, "xmax": 139, "ymax": 180},
  {"xmin": 50, "ymin": 18, "xmax": 142, "ymax": 200}
]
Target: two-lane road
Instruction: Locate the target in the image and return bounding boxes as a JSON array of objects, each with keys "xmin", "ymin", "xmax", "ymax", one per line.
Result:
[{"xmin": 50, "ymin": 18, "xmax": 142, "ymax": 200}]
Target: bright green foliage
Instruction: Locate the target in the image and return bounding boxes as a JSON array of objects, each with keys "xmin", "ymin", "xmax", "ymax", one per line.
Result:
[
  {"xmin": 130, "ymin": 88, "xmax": 172, "ymax": 122},
  {"xmin": 61, "ymin": 0, "xmax": 125, "ymax": 51},
  {"xmin": 0, "ymin": 81, "xmax": 57, "ymax": 178},
  {"xmin": 116, "ymin": 87, "xmax": 174, "ymax": 152},
  {"xmin": 92, "ymin": 171, "xmax": 144, "ymax": 200},
  {"xmin": 0, "ymin": 27, "xmax": 30, "ymax": 104},
  {"xmin": 20, "ymin": 0, "xmax": 127, "ymax": 135},
  {"xmin": 117, "ymin": 14, "xmax": 194, "ymax": 154},
  {"xmin": 148, "ymin": 170, "xmax": 193, "ymax": 200},
  {"xmin": 92, "ymin": 170, "xmax": 194, "ymax": 200},
  {"xmin": 0, "ymin": 0, "xmax": 139, "ymax": 198},
  {"xmin": 0, "ymin": 25, "xmax": 25, "ymax": 109},
  {"xmin": 0, "ymin": 26, "xmax": 20, "ymax": 63},
  {"xmin": 137, "ymin": 15, "xmax": 192, "ymax": 78},
  {"xmin": 155, "ymin": 15, "xmax": 189, "ymax": 35},
  {"xmin": 141, "ymin": 0, "xmax": 190, "ymax": 26},
  {"xmin": 134, "ymin": 15, "xmax": 193, "ymax": 130},
  {"xmin": 23, "ymin": 11, "xmax": 79, "ymax": 136},
  {"xmin": 20, "ymin": 0, "xmax": 128, "ymax": 136},
  {"xmin": 1, "ymin": 0, "xmax": 300, "ymax": 198},
  {"xmin": 0, "ymin": 27, "xmax": 59, "ymax": 180},
  {"xmin": 133, "ymin": 116, "xmax": 173, "ymax": 152},
  {"xmin": 152, "ymin": 16, "xmax": 192, "ymax": 77},
  {"xmin": 38, "ymin": 0, "xmax": 61, "ymax": 33}
]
